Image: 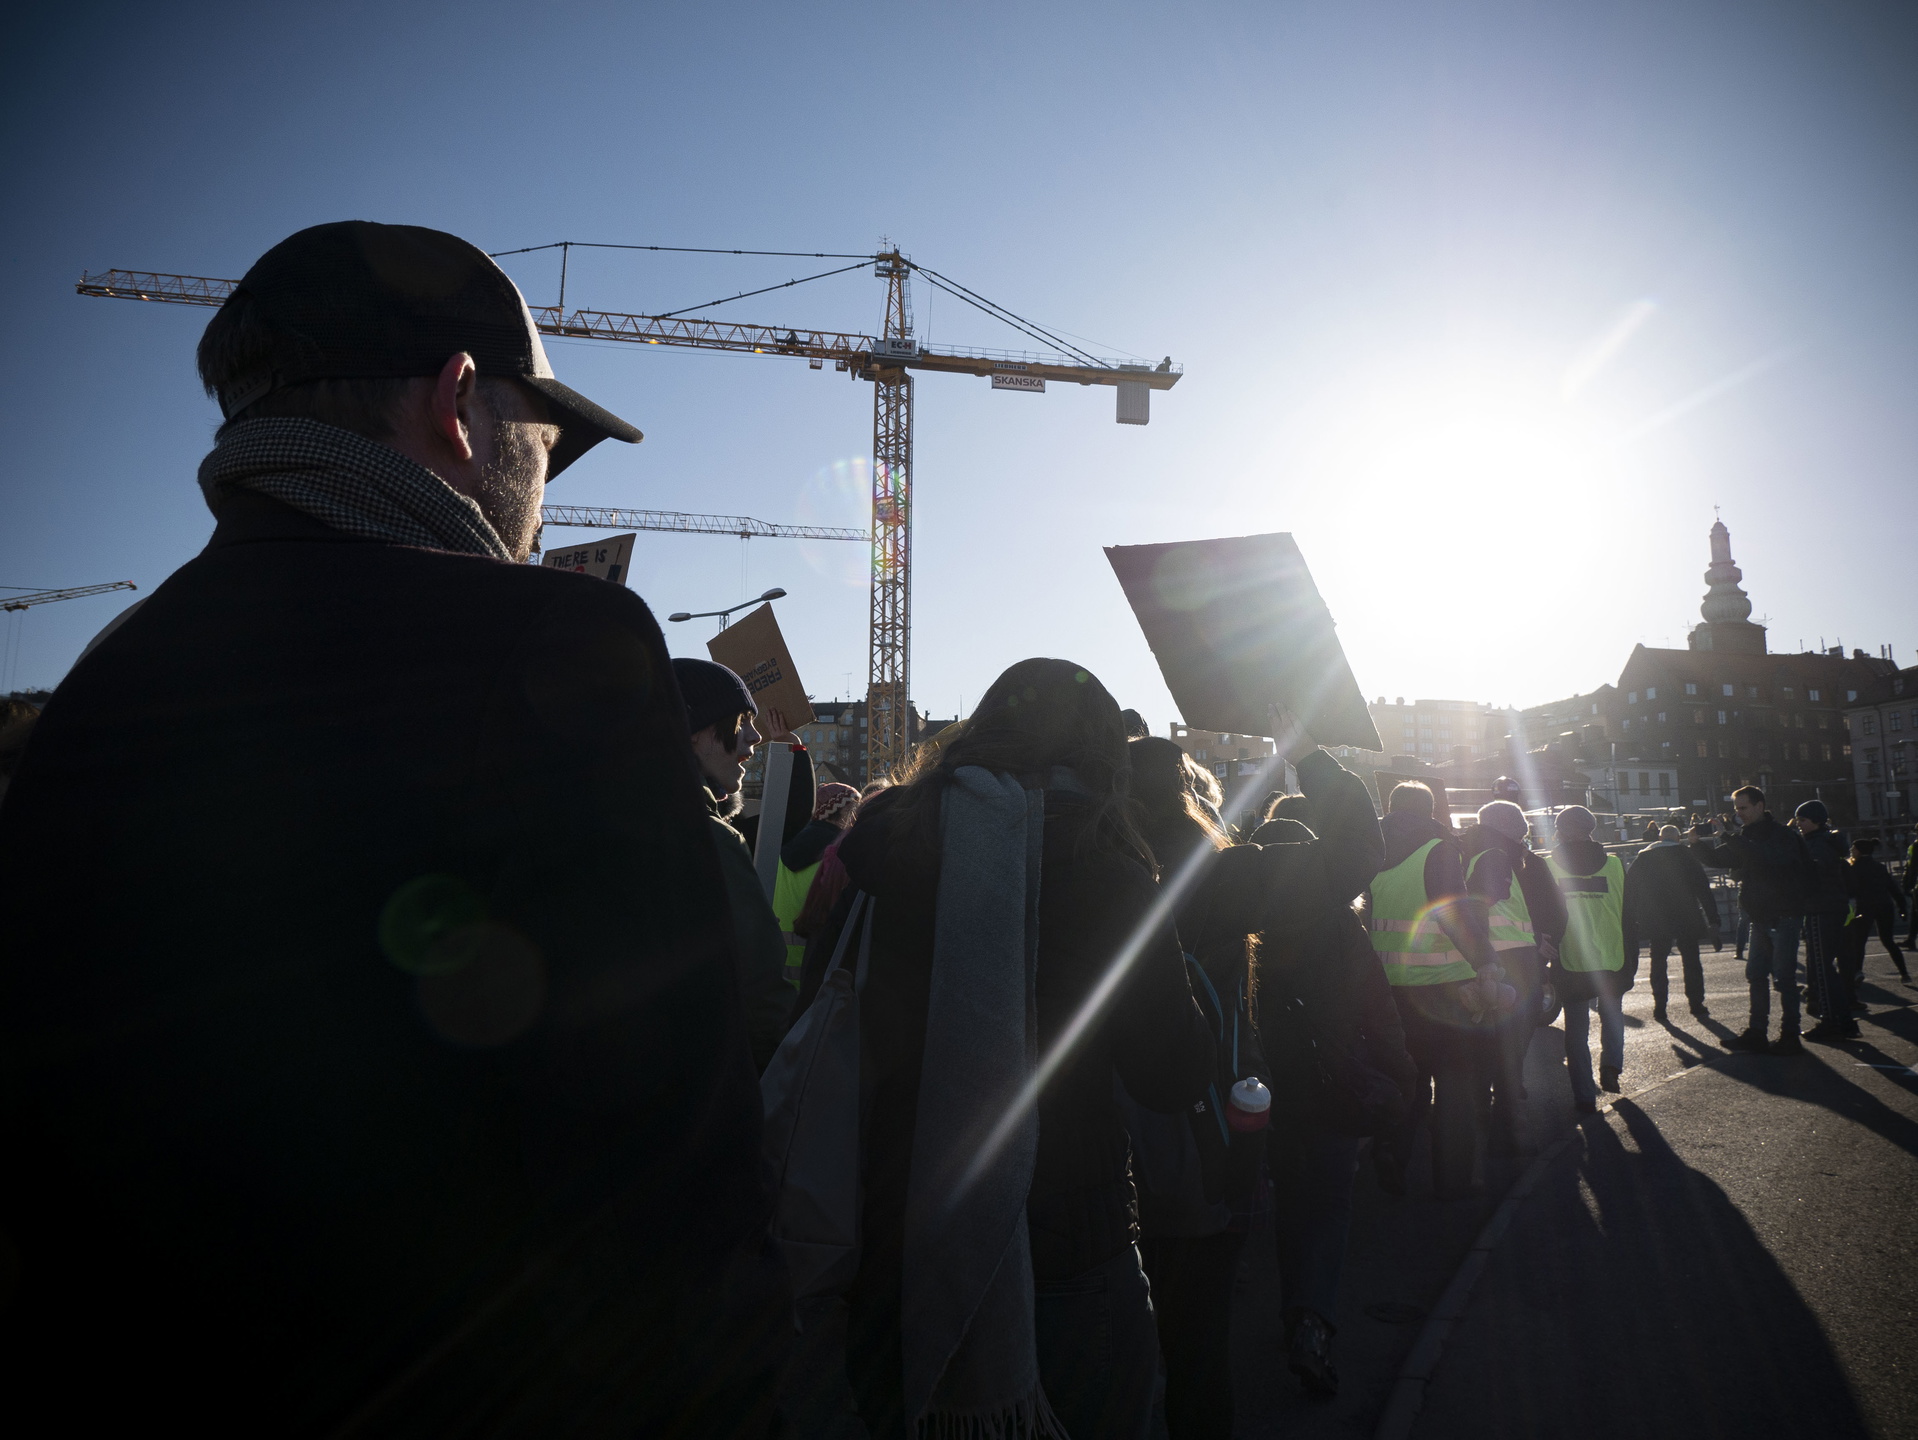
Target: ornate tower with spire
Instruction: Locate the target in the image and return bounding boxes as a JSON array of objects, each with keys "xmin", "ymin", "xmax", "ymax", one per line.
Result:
[{"xmin": 1686, "ymin": 517, "xmax": 1768, "ymax": 654}]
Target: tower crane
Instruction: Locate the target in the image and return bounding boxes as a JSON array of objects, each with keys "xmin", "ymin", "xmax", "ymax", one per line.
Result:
[
  {"xmin": 77, "ymin": 248, "xmax": 1181, "ymax": 776},
  {"xmin": 3, "ymin": 581, "xmax": 137, "ymax": 612}
]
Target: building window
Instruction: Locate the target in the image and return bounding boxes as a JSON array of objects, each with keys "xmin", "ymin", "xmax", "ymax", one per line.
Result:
[
  {"xmin": 1866, "ymin": 748, "xmax": 1882, "ymax": 778},
  {"xmin": 1591, "ymin": 703, "xmax": 1599, "ymax": 715},
  {"xmin": 1647, "ymin": 686, "xmax": 1659, "ymax": 700},
  {"xmin": 1657, "ymin": 712, "xmax": 1667, "ymax": 723},
  {"xmin": 1721, "ymin": 684, "xmax": 1734, "ymax": 697},
  {"xmin": 1782, "ymin": 687, "xmax": 1796, "ymax": 700},
  {"xmin": 1619, "ymin": 772, "xmax": 1632, "ymax": 794},
  {"xmin": 1794, "ymin": 714, "xmax": 1805, "ymax": 729},
  {"xmin": 1684, "ymin": 682, "xmax": 1698, "ymax": 696},
  {"xmin": 1659, "ymin": 774, "xmax": 1673, "ymax": 795},
  {"xmin": 1696, "ymin": 741, "xmax": 1709, "ymax": 758},
  {"xmin": 1638, "ymin": 771, "xmax": 1650, "ymax": 793},
  {"xmin": 1623, "ymin": 718, "xmax": 1632, "ymax": 731},
  {"xmin": 1891, "ymin": 711, "xmax": 1904, "ymax": 732},
  {"xmin": 1718, "ymin": 740, "xmax": 1731, "ymax": 758},
  {"xmin": 1863, "ymin": 715, "xmax": 1879, "ymax": 735},
  {"xmin": 1746, "ymin": 686, "xmax": 1757, "ymax": 699},
  {"xmin": 1821, "ymin": 743, "xmax": 1833, "ymax": 761},
  {"xmin": 1809, "ymin": 689, "xmax": 1821, "ymax": 702},
  {"xmin": 1798, "ymin": 742, "xmax": 1810, "ymax": 760},
  {"xmin": 1694, "ymin": 709, "xmax": 1706, "ymax": 725},
  {"xmin": 1717, "ymin": 711, "xmax": 1727, "ymax": 725},
  {"xmin": 1848, "ymin": 689, "xmax": 1859, "ymax": 702},
  {"xmin": 1628, "ymin": 691, "xmax": 1638, "ymax": 705}
]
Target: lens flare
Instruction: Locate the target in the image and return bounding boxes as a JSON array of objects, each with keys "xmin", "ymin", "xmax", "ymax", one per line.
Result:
[{"xmin": 795, "ymin": 457, "xmax": 872, "ymax": 587}]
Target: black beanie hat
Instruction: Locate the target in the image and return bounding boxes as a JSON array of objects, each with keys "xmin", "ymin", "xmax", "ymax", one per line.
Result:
[
  {"xmin": 672, "ymin": 658, "xmax": 757, "ymax": 736},
  {"xmin": 1793, "ymin": 799, "xmax": 1829, "ymax": 826}
]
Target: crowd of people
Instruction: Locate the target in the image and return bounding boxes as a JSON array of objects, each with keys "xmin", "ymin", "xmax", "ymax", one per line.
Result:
[{"xmin": 1, "ymin": 221, "xmax": 1912, "ymax": 1438}]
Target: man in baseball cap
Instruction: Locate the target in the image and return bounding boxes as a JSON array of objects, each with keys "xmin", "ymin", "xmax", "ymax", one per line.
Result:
[
  {"xmin": 196, "ymin": 220, "xmax": 642, "ymax": 560},
  {"xmin": 0, "ymin": 224, "xmax": 788, "ymax": 1431}
]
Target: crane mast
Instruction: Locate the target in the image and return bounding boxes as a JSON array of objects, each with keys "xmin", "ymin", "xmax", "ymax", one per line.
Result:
[{"xmin": 869, "ymin": 250, "xmax": 913, "ymax": 777}]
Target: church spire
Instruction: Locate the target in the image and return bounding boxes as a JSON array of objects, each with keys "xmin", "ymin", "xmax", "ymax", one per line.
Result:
[{"xmin": 1687, "ymin": 517, "xmax": 1766, "ymax": 653}]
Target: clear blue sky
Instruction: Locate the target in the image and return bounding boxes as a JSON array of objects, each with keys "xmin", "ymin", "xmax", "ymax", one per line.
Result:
[{"xmin": 4, "ymin": 1, "xmax": 1913, "ymax": 728}]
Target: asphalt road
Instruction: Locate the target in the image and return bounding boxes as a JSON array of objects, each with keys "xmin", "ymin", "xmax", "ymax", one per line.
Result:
[{"xmin": 1412, "ymin": 937, "xmax": 1918, "ymax": 1440}]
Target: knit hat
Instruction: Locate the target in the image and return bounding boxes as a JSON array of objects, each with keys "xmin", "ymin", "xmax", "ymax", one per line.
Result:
[
  {"xmin": 1555, "ymin": 805, "xmax": 1597, "ymax": 839},
  {"xmin": 671, "ymin": 657, "xmax": 756, "ymax": 737},
  {"xmin": 814, "ymin": 781, "xmax": 860, "ymax": 827},
  {"xmin": 1477, "ymin": 800, "xmax": 1529, "ymax": 843},
  {"xmin": 1793, "ymin": 799, "xmax": 1829, "ymax": 826}
]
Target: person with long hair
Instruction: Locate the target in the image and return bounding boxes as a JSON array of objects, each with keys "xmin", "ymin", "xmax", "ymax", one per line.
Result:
[
  {"xmin": 802, "ymin": 659, "xmax": 1213, "ymax": 1440},
  {"xmin": 1123, "ymin": 734, "xmax": 1256, "ymax": 1439}
]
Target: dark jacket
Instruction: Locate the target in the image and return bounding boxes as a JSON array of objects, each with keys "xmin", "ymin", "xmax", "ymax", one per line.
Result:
[
  {"xmin": 1799, "ymin": 825, "xmax": 1853, "ymax": 916},
  {"xmin": 829, "ymin": 783, "xmax": 1213, "ymax": 1291},
  {"xmin": 0, "ymin": 493, "xmax": 785, "ymax": 1437},
  {"xmin": 1850, "ymin": 856, "xmax": 1907, "ymax": 919},
  {"xmin": 704, "ymin": 785, "xmax": 797, "ymax": 1070},
  {"xmin": 1625, "ymin": 841, "xmax": 1721, "ymax": 942},
  {"xmin": 1243, "ymin": 751, "xmax": 1411, "ymax": 1118},
  {"xmin": 1461, "ymin": 825, "xmax": 1570, "ymax": 949},
  {"xmin": 1694, "ymin": 813, "xmax": 1816, "ymax": 921},
  {"xmin": 1547, "ymin": 838, "xmax": 1638, "ymax": 998}
]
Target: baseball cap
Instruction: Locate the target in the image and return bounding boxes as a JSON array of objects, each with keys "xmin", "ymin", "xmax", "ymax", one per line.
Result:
[{"xmin": 213, "ymin": 221, "xmax": 642, "ymax": 477}]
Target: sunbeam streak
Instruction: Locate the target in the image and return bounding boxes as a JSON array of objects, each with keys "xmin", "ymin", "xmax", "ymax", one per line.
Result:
[{"xmin": 950, "ymin": 744, "xmax": 1295, "ymax": 1204}]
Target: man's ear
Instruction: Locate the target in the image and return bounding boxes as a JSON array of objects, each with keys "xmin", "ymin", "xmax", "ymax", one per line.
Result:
[{"xmin": 430, "ymin": 353, "xmax": 480, "ymax": 462}]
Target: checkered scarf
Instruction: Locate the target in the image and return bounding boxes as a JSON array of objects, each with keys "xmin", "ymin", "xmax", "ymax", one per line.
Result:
[{"xmin": 198, "ymin": 417, "xmax": 515, "ymax": 561}]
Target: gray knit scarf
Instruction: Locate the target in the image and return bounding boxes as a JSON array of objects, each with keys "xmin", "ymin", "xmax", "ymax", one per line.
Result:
[
  {"xmin": 198, "ymin": 417, "xmax": 515, "ymax": 561},
  {"xmin": 903, "ymin": 767, "xmax": 1067, "ymax": 1440}
]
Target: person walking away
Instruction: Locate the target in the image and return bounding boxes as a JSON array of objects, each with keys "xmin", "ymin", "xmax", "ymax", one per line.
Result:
[
  {"xmin": 1905, "ymin": 835, "xmax": 1918, "ymax": 949},
  {"xmin": 0, "ymin": 223, "xmax": 787, "ymax": 1436},
  {"xmin": 1369, "ymin": 782, "xmax": 1507, "ymax": 1200},
  {"xmin": 1123, "ymin": 734, "xmax": 1261, "ymax": 1438},
  {"xmin": 1462, "ymin": 800, "xmax": 1568, "ymax": 1154},
  {"xmin": 1793, "ymin": 800, "xmax": 1860, "ymax": 1040},
  {"xmin": 673, "ymin": 659, "xmax": 798, "ymax": 1071},
  {"xmin": 1627, "ymin": 824, "xmax": 1723, "ymax": 1020},
  {"xmin": 1246, "ymin": 738, "xmax": 1403, "ymax": 1398},
  {"xmin": 1545, "ymin": 807, "xmax": 1634, "ymax": 1111},
  {"xmin": 772, "ymin": 781, "xmax": 860, "ymax": 978},
  {"xmin": 823, "ymin": 658, "xmax": 1214, "ymax": 1440},
  {"xmin": 1843, "ymin": 839, "xmax": 1911, "ymax": 985},
  {"xmin": 1693, "ymin": 786, "xmax": 1817, "ymax": 1055}
]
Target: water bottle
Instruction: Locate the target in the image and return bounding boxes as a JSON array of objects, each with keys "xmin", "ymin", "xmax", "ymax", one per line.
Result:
[{"xmin": 1227, "ymin": 1076, "xmax": 1271, "ymax": 1134}]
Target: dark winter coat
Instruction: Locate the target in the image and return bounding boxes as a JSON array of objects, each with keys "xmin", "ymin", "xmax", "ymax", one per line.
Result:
[
  {"xmin": 1799, "ymin": 825, "xmax": 1853, "ymax": 917},
  {"xmin": 1850, "ymin": 856, "xmax": 1908, "ymax": 920},
  {"xmin": 1625, "ymin": 841, "xmax": 1721, "ymax": 942},
  {"xmin": 1242, "ymin": 752, "xmax": 1411, "ymax": 1121},
  {"xmin": 820, "ymin": 782, "xmax": 1213, "ymax": 1292},
  {"xmin": 1694, "ymin": 813, "xmax": 1816, "ymax": 921},
  {"xmin": 0, "ymin": 491, "xmax": 785, "ymax": 1436}
]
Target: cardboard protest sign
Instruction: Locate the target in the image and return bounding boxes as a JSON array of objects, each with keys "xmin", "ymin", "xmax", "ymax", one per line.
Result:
[
  {"xmin": 707, "ymin": 603, "xmax": 815, "ymax": 730},
  {"xmin": 541, "ymin": 533, "xmax": 636, "ymax": 586},
  {"xmin": 1105, "ymin": 532, "xmax": 1380, "ymax": 750}
]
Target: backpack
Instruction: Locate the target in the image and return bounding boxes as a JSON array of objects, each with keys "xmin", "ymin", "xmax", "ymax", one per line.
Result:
[{"xmin": 759, "ymin": 891, "xmax": 874, "ymax": 1306}]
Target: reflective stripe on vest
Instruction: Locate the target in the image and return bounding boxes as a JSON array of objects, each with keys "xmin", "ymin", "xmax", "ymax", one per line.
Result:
[
  {"xmin": 1371, "ymin": 839, "xmax": 1475, "ymax": 986},
  {"xmin": 771, "ymin": 860, "xmax": 821, "ymax": 971},
  {"xmin": 1467, "ymin": 848, "xmax": 1536, "ymax": 952},
  {"xmin": 1545, "ymin": 852, "xmax": 1625, "ymax": 973}
]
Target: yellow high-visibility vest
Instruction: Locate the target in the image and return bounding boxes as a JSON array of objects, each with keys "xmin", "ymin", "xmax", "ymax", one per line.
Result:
[
  {"xmin": 1371, "ymin": 839, "xmax": 1475, "ymax": 986},
  {"xmin": 1468, "ymin": 848, "xmax": 1536, "ymax": 953},
  {"xmin": 1545, "ymin": 852, "xmax": 1625, "ymax": 973},
  {"xmin": 770, "ymin": 860, "xmax": 820, "ymax": 975}
]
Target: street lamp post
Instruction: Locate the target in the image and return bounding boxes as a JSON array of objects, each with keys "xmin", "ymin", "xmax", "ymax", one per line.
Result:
[{"xmin": 667, "ymin": 587, "xmax": 787, "ymax": 633}]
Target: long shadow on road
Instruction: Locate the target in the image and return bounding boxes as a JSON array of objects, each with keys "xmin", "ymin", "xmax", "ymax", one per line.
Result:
[{"xmin": 1418, "ymin": 1098, "xmax": 1872, "ymax": 1439}]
